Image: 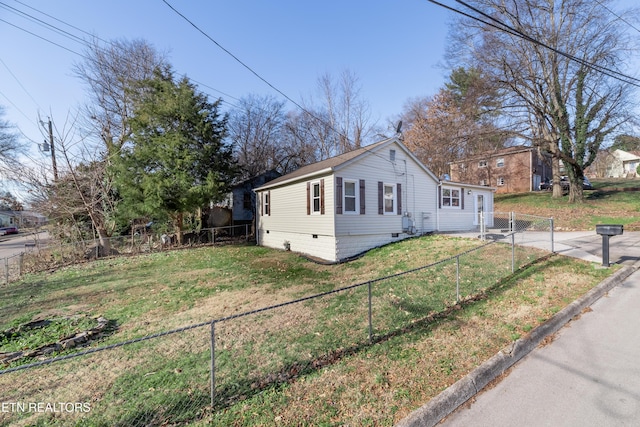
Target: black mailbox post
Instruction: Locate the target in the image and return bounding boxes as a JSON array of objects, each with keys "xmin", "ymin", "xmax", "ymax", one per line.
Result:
[{"xmin": 595, "ymin": 224, "xmax": 623, "ymax": 267}]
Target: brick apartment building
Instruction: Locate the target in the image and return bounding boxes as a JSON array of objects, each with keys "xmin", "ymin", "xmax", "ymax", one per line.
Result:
[{"xmin": 449, "ymin": 146, "xmax": 552, "ymax": 193}]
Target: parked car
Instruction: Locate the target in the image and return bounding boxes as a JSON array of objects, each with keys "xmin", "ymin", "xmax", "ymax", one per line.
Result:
[
  {"xmin": 582, "ymin": 176, "xmax": 594, "ymax": 190},
  {"xmin": 539, "ymin": 179, "xmax": 552, "ymax": 191},
  {"xmin": 542, "ymin": 176, "xmax": 593, "ymax": 191},
  {"xmin": 0, "ymin": 226, "xmax": 19, "ymax": 235}
]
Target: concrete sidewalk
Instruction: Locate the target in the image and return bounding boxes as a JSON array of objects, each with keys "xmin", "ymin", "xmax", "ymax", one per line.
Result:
[{"xmin": 396, "ymin": 231, "xmax": 640, "ymax": 427}]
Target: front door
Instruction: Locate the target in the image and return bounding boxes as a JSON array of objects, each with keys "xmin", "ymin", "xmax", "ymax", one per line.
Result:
[{"xmin": 474, "ymin": 194, "xmax": 485, "ymax": 226}]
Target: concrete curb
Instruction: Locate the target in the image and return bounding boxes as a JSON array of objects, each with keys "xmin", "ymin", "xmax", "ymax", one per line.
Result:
[{"xmin": 395, "ymin": 261, "xmax": 640, "ymax": 427}]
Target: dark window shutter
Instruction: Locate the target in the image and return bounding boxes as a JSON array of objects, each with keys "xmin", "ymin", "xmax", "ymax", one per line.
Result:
[
  {"xmin": 378, "ymin": 181, "xmax": 383, "ymax": 215},
  {"xmin": 461, "ymin": 189, "xmax": 465, "ymax": 210},
  {"xmin": 267, "ymin": 191, "xmax": 271, "ymax": 216},
  {"xmin": 397, "ymin": 183, "xmax": 402, "ymax": 215},
  {"xmin": 336, "ymin": 177, "xmax": 343, "ymax": 214},
  {"xmin": 306, "ymin": 182, "xmax": 310, "ymax": 215},
  {"xmin": 438, "ymin": 186, "xmax": 442, "ymax": 209},
  {"xmin": 320, "ymin": 179, "xmax": 325, "ymax": 215},
  {"xmin": 359, "ymin": 179, "xmax": 366, "ymax": 215}
]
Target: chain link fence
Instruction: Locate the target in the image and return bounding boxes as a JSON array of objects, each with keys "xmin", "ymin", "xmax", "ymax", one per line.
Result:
[
  {"xmin": 1, "ymin": 224, "xmax": 251, "ymax": 285},
  {"xmin": 0, "ymin": 213, "xmax": 554, "ymax": 426}
]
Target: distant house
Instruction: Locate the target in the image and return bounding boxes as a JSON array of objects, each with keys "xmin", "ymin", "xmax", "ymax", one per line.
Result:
[
  {"xmin": 0, "ymin": 211, "xmax": 19, "ymax": 227},
  {"xmin": 254, "ymin": 137, "xmax": 495, "ymax": 263},
  {"xmin": 229, "ymin": 170, "xmax": 281, "ymax": 225},
  {"xmin": 17, "ymin": 211, "xmax": 48, "ymax": 228},
  {"xmin": 606, "ymin": 149, "xmax": 640, "ymax": 178},
  {"xmin": 209, "ymin": 170, "xmax": 282, "ymax": 229},
  {"xmin": 449, "ymin": 146, "xmax": 552, "ymax": 193}
]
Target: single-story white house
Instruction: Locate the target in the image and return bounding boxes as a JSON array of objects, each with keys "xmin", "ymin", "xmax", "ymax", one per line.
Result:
[
  {"xmin": 606, "ymin": 149, "xmax": 640, "ymax": 178},
  {"xmin": 254, "ymin": 137, "xmax": 495, "ymax": 262}
]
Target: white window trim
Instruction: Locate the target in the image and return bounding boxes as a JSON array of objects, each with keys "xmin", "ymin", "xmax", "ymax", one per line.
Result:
[
  {"xmin": 478, "ymin": 160, "xmax": 488, "ymax": 168},
  {"xmin": 263, "ymin": 192, "xmax": 270, "ymax": 215},
  {"xmin": 311, "ymin": 181, "xmax": 321, "ymax": 214},
  {"xmin": 441, "ymin": 186, "xmax": 462, "ymax": 209},
  {"xmin": 497, "ymin": 177, "xmax": 505, "ymax": 186},
  {"xmin": 383, "ymin": 183, "xmax": 396, "ymax": 215},
  {"xmin": 342, "ymin": 179, "xmax": 359, "ymax": 214},
  {"xmin": 496, "ymin": 157, "xmax": 505, "ymax": 168}
]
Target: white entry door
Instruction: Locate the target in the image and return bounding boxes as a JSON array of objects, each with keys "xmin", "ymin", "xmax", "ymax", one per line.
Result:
[{"xmin": 474, "ymin": 194, "xmax": 485, "ymax": 226}]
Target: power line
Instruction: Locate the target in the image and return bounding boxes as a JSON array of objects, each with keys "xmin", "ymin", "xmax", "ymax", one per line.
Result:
[
  {"xmin": 0, "ymin": 57, "xmax": 41, "ymax": 111},
  {"xmin": 594, "ymin": 0, "xmax": 640, "ymax": 34},
  {"xmin": 1, "ymin": 2, "xmax": 241, "ymax": 112},
  {"xmin": 161, "ymin": 0, "xmax": 309, "ymax": 113},
  {"xmin": 452, "ymin": 0, "xmax": 640, "ymax": 86},
  {"xmin": 161, "ymin": 0, "xmax": 375, "ymax": 160},
  {"xmin": 425, "ymin": 0, "xmax": 640, "ymax": 88},
  {"xmin": 0, "ymin": 1, "xmax": 88, "ymax": 48},
  {"xmin": 0, "ymin": 17, "xmax": 84, "ymax": 57}
]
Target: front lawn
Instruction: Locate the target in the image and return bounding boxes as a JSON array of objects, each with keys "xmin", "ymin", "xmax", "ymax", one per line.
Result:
[
  {"xmin": 495, "ymin": 179, "xmax": 640, "ymax": 230},
  {"xmin": 0, "ymin": 235, "xmax": 615, "ymax": 426}
]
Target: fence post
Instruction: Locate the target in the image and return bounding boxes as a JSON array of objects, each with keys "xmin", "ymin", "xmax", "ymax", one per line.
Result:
[
  {"xmin": 550, "ymin": 217, "xmax": 555, "ymax": 253},
  {"xmin": 511, "ymin": 232, "xmax": 515, "ymax": 273},
  {"xmin": 368, "ymin": 282, "xmax": 373, "ymax": 343},
  {"xmin": 210, "ymin": 321, "xmax": 216, "ymax": 408},
  {"xmin": 456, "ymin": 255, "xmax": 460, "ymax": 302},
  {"xmin": 245, "ymin": 224, "xmax": 249, "ymax": 242}
]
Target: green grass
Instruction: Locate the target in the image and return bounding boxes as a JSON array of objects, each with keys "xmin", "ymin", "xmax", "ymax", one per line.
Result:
[
  {"xmin": 0, "ymin": 234, "xmax": 618, "ymax": 426},
  {"xmin": 0, "ymin": 316, "xmax": 98, "ymax": 353},
  {"xmin": 495, "ymin": 179, "xmax": 640, "ymax": 230}
]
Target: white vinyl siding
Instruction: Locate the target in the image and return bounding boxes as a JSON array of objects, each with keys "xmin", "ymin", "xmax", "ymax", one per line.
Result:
[{"xmin": 335, "ymin": 142, "xmax": 437, "ymax": 239}]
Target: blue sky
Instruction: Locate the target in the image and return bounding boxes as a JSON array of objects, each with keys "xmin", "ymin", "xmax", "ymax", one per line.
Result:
[
  {"xmin": 0, "ymin": 0, "xmax": 638, "ymax": 199},
  {"xmin": 0, "ymin": 0, "xmax": 453, "ymax": 152}
]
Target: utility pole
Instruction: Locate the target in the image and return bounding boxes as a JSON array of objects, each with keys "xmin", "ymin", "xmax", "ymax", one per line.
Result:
[{"xmin": 46, "ymin": 118, "xmax": 58, "ymax": 182}]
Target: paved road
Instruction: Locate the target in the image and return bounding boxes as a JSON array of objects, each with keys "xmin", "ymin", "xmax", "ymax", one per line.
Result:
[
  {"xmin": 398, "ymin": 231, "xmax": 640, "ymax": 427},
  {"xmin": 0, "ymin": 231, "xmax": 49, "ymax": 259}
]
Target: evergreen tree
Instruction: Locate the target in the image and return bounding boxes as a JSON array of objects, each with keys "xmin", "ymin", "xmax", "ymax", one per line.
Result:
[{"xmin": 114, "ymin": 69, "xmax": 237, "ymax": 241}]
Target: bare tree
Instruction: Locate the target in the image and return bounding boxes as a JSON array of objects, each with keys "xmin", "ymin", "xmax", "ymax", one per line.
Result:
[
  {"xmin": 57, "ymin": 38, "xmax": 169, "ymax": 251},
  {"xmin": 303, "ymin": 69, "xmax": 376, "ymax": 157},
  {"xmin": 73, "ymin": 38, "xmax": 168, "ymax": 156},
  {"xmin": 228, "ymin": 95, "xmax": 286, "ymax": 180},
  {"xmin": 449, "ymin": 0, "xmax": 639, "ymax": 201},
  {"xmin": 0, "ymin": 106, "xmax": 24, "ymax": 178}
]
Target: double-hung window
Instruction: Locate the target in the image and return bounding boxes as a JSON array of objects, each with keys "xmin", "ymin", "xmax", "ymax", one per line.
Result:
[
  {"xmin": 496, "ymin": 158, "xmax": 505, "ymax": 168},
  {"xmin": 311, "ymin": 182, "xmax": 321, "ymax": 213},
  {"xmin": 344, "ymin": 180, "xmax": 358, "ymax": 213},
  {"xmin": 384, "ymin": 184, "xmax": 395, "ymax": 214},
  {"xmin": 442, "ymin": 187, "xmax": 460, "ymax": 208}
]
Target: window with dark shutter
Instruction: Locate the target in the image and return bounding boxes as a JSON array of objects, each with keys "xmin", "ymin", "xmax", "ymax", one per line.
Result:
[{"xmin": 397, "ymin": 183, "xmax": 402, "ymax": 215}]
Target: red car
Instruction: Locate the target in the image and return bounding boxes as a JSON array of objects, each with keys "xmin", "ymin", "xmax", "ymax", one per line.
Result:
[{"xmin": 0, "ymin": 226, "xmax": 18, "ymax": 235}]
